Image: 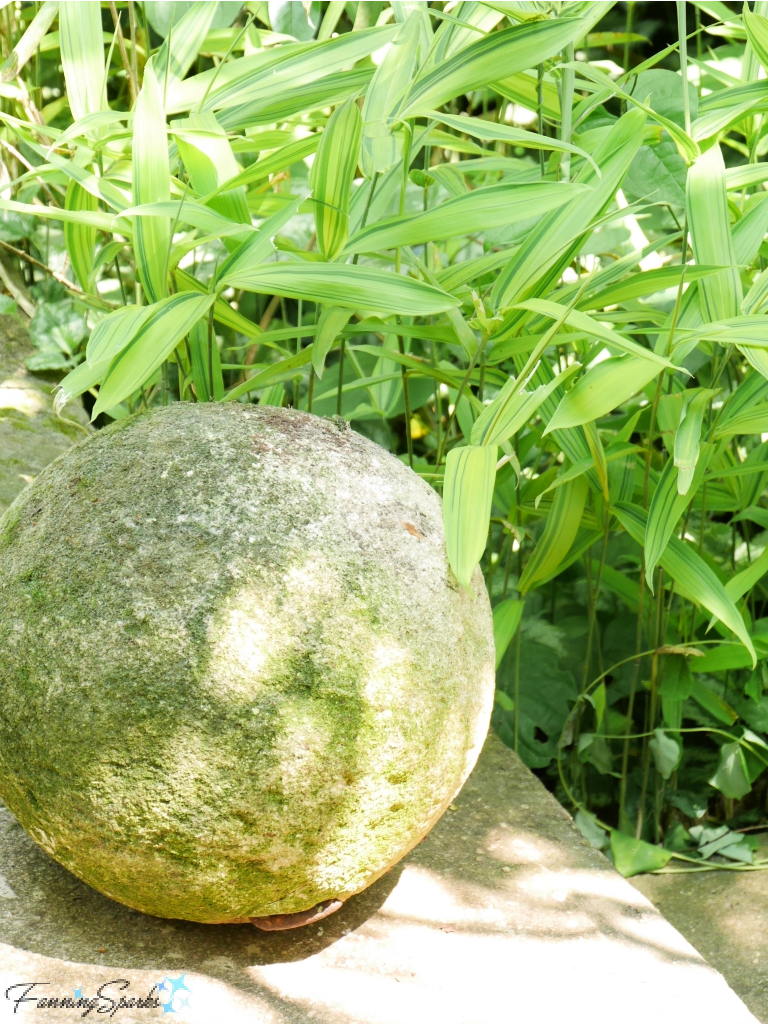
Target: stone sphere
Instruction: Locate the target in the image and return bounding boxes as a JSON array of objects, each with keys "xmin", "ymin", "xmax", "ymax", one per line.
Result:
[{"xmin": 0, "ymin": 404, "xmax": 494, "ymax": 923}]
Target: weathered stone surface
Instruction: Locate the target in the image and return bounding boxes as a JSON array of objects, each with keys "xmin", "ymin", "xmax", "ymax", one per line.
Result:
[
  {"xmin": 0, "ymin": 735, "xmax": 756, "ymax": 1023},
  {"xmin": 0, "ymin": 403, "xmax": 494, "ymax": 923},
  {"xmin": 0, "ymin": 316, "xmax": 89, "ymax": 514}
]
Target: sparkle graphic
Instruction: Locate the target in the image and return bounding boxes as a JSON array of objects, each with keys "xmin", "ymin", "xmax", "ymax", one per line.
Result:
[
  {"xmin": 156, "ymin": 973, "xmax": 191, "ymax": 1015},
  {"xmin": 73, "ymin": 987, "xmax": 83, "ymax": 1000}
]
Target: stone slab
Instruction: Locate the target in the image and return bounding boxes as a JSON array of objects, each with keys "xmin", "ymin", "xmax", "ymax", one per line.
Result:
[
  {"xmin": 0, "ymin": 734, "xmax": 757, "ymax": 1023},
  {"xmin": 633, "ymin": 850, "xmax": 768, "ymax": 1023}
]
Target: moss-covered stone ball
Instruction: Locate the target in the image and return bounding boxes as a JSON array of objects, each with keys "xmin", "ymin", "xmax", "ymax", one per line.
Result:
[{"xmin": 0, "ymin": 403, "xmax": 494, "ymax": 923}]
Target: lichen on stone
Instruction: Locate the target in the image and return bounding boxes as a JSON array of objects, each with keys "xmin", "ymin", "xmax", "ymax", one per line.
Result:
[{"xmin": 0, "ymin": 403, "xmax": 494, "ymax": 923}]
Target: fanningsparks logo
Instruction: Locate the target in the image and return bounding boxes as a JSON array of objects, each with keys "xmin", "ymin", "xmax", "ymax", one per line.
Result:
[{"xmin": 5, "ymin": 974, "xmax": 192, "ymax": 1016}]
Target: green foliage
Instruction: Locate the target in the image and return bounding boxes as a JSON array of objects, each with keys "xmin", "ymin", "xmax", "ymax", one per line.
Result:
[{"xmin": 6, "ymin": 0, "xmax": 768, "ymax": 873}]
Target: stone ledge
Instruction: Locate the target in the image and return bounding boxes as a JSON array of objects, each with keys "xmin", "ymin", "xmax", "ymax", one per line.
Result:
[{"xmin": 0, "ymin": 733, "xmax": 756, "ymax": 1023}]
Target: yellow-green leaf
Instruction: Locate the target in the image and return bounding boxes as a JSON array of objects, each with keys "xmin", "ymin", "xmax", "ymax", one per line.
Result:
[
  {"xmin": 493, "ymin": 598, "xmax": 524, "ymax": 669},
  {"xmin": 64, "ymin": 180, "xmax": 98, "ymax": 293},
  {"xmin": 311, "ymin": 97, "xmax": 362, "ymax": 260},
  {"xmin": 93, "ymin": 292, "xmax": 215, "ymax": 416},
  {"xmin": 518, "ymin": 476, "xmax": 587, "ymax": 594},
  {"xmin": 59, "ymin": 1, "xmax": 105, "ymax": 120},
  {"xmin": 443, "ymin": 444, "xmax": 497, "ymax": 590},
  {"xmin": 220, "ymin": 262, "xmax": 458, "ymax": 316},
  {"xmin": 344, "ymin": 181, "xmax": 586, "ymax": 253},
  {"xmin": 133, "ymin": 61, "xmax": 170, "ymax": 303},
  {"xmin": 614, "ymin": 502, "xmax": 756, "ymax": 666},
  {"xmin": 313, "ymin": 306, "xmax": 352, "ymax": 378},
  {"xmin": 544, "ymin": 356, "xmax": 662, "ymax": 435},
  {"xmin": 401, "ymin": 16, "xmax": 586, "ymax": 117},
  {"xmin": 687, "ymin": 144, "xmax": 741, "ymax": 324}
]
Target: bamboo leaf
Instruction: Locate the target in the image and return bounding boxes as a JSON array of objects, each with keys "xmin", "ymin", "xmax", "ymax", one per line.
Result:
[
  {"xmin": 471, "ymin": 364, "xmax": 579, "ymax": 447},
  {"xmin": 614, "ymin": 502, "xmax": 756, "ymax": 665},
  {"xmin": 93, "ymin": 292, "xmax": 216, "ymax": 416},
  {"xmin": 493, "ymin": 598, "xmax": 524, "ymax": 668},
  {"xmin": 173, "ymin": 111, "xmax": 250, "ymax": 227},
  {"xmin": 219, "ymin": 262, "xmax": 458, "ymax": 316},
  {"xmin": 687, "ymin": 143, "xmax": 741, "ymax": 323},
  {"xmin": 344, "ymin": 182, "xmax": 586, "ymax": 253},
  {"xmin": 54, "ymin": 357, "xmax": 109, "ymax": 413},
  {"xmin": 167, "ymin": 26, "xmax": 397, "ymax": 114},
  {"xmin": 518, "ymin": 476, "xmax": 588, "ymax": 594},
  {"xmin": 400, "ymin": 16, "xmax": 587, "ymax": 116},
  {"xmin": 86, "ymin": 305, "xmax": 150, "ymax": 367},
  {"xmin": 745, "ymin": 8, "xmax": 768, "ymax": 76},
  {"xmin": 544, "ymin": 357, "xmax": 662, "ymax": 435},
  {"xmin": 492, "ymin": 108, "xmax": 647, "ymax": 311},
  {"xmin": 64, "ymin": 180, "xmax": 98, "ymax": 293},
  {"xmin": 154, "ymin": 1, "xmax": 218, "ymax": 88},
  {"xmin": 0, "ymin": 0, "xmax": 58, "ymax": 83},
  {"xmin": 313, "ymin": 306, "xmax": 352, "ymax": 379},
  {"xmin": 59, "ymin": 0, "xmax": 105, "ymax": 120},
  {"xmin": 205, "ymin": 134, "xmax": 320, "ymax": 198},
  {"xmin": 516, "ymin": 298, "xmax": 676, "ymax": 370},
  {"xmin": 426, "ymin": 109, "xmax": 599, "ymax": 173},
  {"xmin": 312, "ymin": 98, "xmax": 362, "ymax": 260},
  {"xmin": 133, "ymin": 61, "xmax": 170, "ymax": 303},
  {"xmin": 442, "ymin": 444, "xmax": 497, "ymax": 590},
  {"xmin": 361, "ymin": 13, "xmax": 421, "ymax": 176},
  {"xmin": 175, "ymin": 267, "xmax": 263, "ymax": 338},
  {"xmin": 674, "ymin": 391, "xmax": 717, "ymax": 494},
  {"xmin": 645, "ymin": 443, "xmax": 713, "ymax": 589}
]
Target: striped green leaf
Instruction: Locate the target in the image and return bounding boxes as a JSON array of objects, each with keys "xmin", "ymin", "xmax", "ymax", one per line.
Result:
[
  {"xmin": 205, "ymin": 134, "xmax": 320, "ymax": 198},
  {"xmin": 219, "ymin": 263, "xmax": 458, "ymax": 316},
  {"xmin": 493, "ymin": 598, "xmax": 524, "ymax": 669},
  {"xmin": 442, "ymin": 444, "xmax": 497, "ymax": 591},
  {"xmin": 344, "ymin": 182, "xmax": 585, "ymax": 253},
  {"xmin": 471, "ymin": 364, "xmax": 579, "ymax": 447},
  {"xmin": 93, "ymin": 293, "xmax": 216, "ymax": 417},
  {"xmin": 492, "ymin": 108, "xmax": 646, "ymax": 311},
  {"xmin": 187, "ymin": 319, "xmax": 223, "ymax": 403},
  {"xmin": 645, "ymin": 444, "xmax": 713, "ymax": 589},
  {"xmin": 0, "ymin": 195, "xmax": 120, "ymax": 233},
  {"xmin": 614, "ymin": 502, "xmax": 756, "ymax": 665},
  {"xmin": 64, "ymin": 180, "xmax": 98, "ymax": 292},
  {"xmin": 544, "ymin": 356, "xmax": 662, "ymax": 435},
  {"xmin": 745, "ymin": 9, "xmax": 768, "ymax": 75},
  {"xmin": 581, "ymin": 265, "xmax": 726, "ymax": 311},
  {"xmin": 516, "ymin": 298, "xmax": 676, "ymax": 370},
  {"xmin": 361, "ymin": 13, "xmax": 421, "ymax": 176},
  {"xmin": 426, "ymin": 110, "xmax": 598, "ymax": 173},
  {"xmin": 214, "ymin": 198, "xmax": 302, "ymax": 286},
  {"xmin": 167, "ymin": 26, "xmax": 397, "ymax": 114},
  {"xmin": 313, "ymin": 307, "xmax": 353, "ymax": 378},
  {"xmin": 59, "ymin": 1, "xmax": 105, "ymax": 120},
  {"xmin": 54, "ymin": 357, "xmax": 109, "ymax": 414},
  {"xmin": 86, "ymin": 305, "xmax": 149, "ymax": 367},
  {"xmin": 175, "ymin": 268, "xmax": 263, "ymax": 338},
  {"xmin": 713, "ymin": 406, "xmax": 768, "ymax": 438},
  {"xmin": 0, "ymin": 0, "xmax": 58, "ymax": 83},
  {"xmin": 518, "ymin": 476, "xmax": 588, "ymax": 594},
  {"xmin": 132, "ymin": 61, "xmax": 170, "ymax": 303},
  {"xmin": 311, "ymin": 98, "xmax": 362, "ymax": 261},
  {"xmin": 154, "ymin": 1, "xmax": 218, "ymax": 88},
  {"xmin": 687, "ymin": 144, "xmax": 741, "ymax": 324},
  {"xmin": 400, "ymin": 16, "xmax": 586, "ymax": 117},
  {"xmin": 726, "ymin": 545, "xmax": 768, "ymax": 605},
  {"xmin": 674, "ymin": 391, "xmax": 717, "ymax": 494},
  {"xmin": 217, "ymin": 67, "xmax": 374, "ymax": 132},
  {"xmin": 173, "ymin": 111, "xmax": 250, "ymax": 226}
]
